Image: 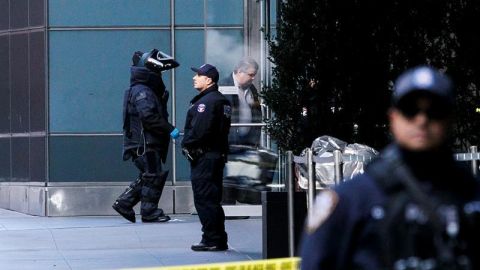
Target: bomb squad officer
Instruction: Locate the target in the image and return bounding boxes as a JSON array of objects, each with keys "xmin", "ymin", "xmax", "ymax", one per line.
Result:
[{"xmin": 112, "ymin": 49, "xmax": 180, "ymax": 223}]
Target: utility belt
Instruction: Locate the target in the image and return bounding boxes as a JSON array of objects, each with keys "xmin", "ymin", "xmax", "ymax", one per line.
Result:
[{"xmin": 181, "ymin": 147, "xmax": 224, "ymax": 162}]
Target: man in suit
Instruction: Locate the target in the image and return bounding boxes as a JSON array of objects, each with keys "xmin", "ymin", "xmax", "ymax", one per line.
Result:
[{"xmin": 218, "ymin": 57, "xmax": 262, "ymax": 147}]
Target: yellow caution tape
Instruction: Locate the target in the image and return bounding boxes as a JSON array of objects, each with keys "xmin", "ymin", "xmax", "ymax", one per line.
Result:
[{"xmin": 125, "ymin": 257, "xmax": 301, "ymax": 270}]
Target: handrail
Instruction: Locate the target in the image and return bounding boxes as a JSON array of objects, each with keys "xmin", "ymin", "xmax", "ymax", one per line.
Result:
[{"xmin": 284, "ymin": 145, "xmax": 479, "ymax": 258}]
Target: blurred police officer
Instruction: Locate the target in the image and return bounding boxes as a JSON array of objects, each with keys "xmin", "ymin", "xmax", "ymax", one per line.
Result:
[
  {"xmin": 182, "ymin": 64, "xmax": 231, "ymax": 251},
  {"xmin": 300, "ymin": 66, "xmax": 480, "ymax": 270},
  {"xmin": 113, "ymin": 49, "xmax": 180, "ymax": 223}
]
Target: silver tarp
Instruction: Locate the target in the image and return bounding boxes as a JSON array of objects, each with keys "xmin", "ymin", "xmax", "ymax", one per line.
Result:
[{"xmin": 296, "ymin": 135, "xmax": 378, "ymax": 189}]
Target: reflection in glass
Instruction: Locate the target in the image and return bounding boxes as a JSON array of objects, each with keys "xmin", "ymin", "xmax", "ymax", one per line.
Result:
[
  {"xmin": 49, "ymin": 30, "xmax": 170, "ymax": 132},
  {"xmin": 175, "ymin": 0, "xmax": 204, "ymax": 25},
  {"xmin": 206, "ymin": 0, "xmax": 243, "ymax": 25},
  {"xmin": 49, "ymin": 0, "xmax": 170, "ymax": 27}
]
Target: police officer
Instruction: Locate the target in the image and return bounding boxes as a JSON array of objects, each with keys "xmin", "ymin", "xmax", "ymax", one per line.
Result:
[
  {"xmin": 182, "ymin": 64, "xmax": 231, "ymax": 251},
  {"xmin": 300, "ymin": 66, "xmax": 480, "ymax": 270},
  {"xmin": 112, "ymin": 49, "xmax": 180, "ymax": 223}
]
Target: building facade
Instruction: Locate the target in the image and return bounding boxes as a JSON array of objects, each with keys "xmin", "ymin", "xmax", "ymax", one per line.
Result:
[{"xmin": 0, "ymin": 0, "xmax": 277, "ymax": 216}]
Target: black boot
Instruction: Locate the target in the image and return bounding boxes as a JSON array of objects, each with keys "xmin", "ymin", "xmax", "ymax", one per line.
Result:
[
  {"xmin": 140, "ymin": 171, "xmax": 171, "ymax": 223},
  {"xmin": 112, "ymin": 177, "xmax": 142, "ymax": 223}
]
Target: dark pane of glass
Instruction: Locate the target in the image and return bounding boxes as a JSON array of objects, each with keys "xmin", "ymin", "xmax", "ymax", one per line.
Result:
[
  {"xmin": 12, "ymin": 137, "xmax": 29, "ymax": 182},
  {"xmin": 10, "ymin": 0, "xmax": 28, "ymax": 29},
  {"xmin": 0, "ymin": 138, "xmax": 10, "ymax": 181},
  {"xmin": 175, "ymin": 0, "xmax": 204, "ymax": 25},
  {"xmin": 10, "ymin": 33, "xmax": 29, "ymax": 133},
  {"xmin": 49, "ymin": 136, "xmax": 138, "ymax": 182},
  {"xmin": 49, "ymin": 30, "xmax": 170, "ymax": 132},
  {"xmin": 29, "ymin": 31, "xmax": 46, "ymax": 132},
  {"xmin": 206, "ymin": 0, "xmax": 243, "ymax": 25},
  {"xmin": 30, "ymin": 136, "xmax": 46, "ymax": 182},
  {"xmin": 29, "ymin": 0, "xmax": 45, "ymax": 26},
  {"xmin": 206, "ymin": 29, "xmax": 243, "ymax": 76},
  {"xmin": 0, "ymin": 0, "xmax": 8, "ymax": 30},
  {"xmin": 174, "ymin": 142, "xmax": 191, "ymax": 181},
  {"xmin": 0, "ymin": 35, "xmax": 10, "ymax": 133},
  {"xmin": 48, "ymin": 0, "xmax": 170, "ymax": 27}
]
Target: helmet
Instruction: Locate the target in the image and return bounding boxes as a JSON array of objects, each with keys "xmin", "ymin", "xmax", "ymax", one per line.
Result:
[{"xmin": 133, "ymin": 49, "xmax": 180, "ymax": 73}]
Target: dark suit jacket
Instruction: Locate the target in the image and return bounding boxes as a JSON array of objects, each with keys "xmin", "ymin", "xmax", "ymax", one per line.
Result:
[{"xmin": 218, "ymin": 74, "xmax": 262, "ymax": 147}]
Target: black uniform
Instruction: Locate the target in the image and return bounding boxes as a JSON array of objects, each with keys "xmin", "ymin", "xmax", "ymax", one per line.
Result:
[
  {"xmin": 113, "ymin": 66, "xmax": 174, "ymax": 223},
  {"xmin": 182, "ymin": 84, "xmax": 232, "ymax": 247},
  {"xmin": 300, "ymin": 144, "xmax": 480, "ymax": 270}
]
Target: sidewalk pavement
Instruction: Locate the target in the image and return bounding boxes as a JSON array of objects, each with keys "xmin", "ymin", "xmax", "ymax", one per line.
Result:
[{"xmin": 0, "ymin": 208, "xmax": 262, "ymax": 270}]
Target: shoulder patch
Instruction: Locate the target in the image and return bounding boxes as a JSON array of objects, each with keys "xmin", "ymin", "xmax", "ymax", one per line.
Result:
[
  {"xmin": 135, "ymin": 91, "xmax": 147, "ymax": 102},
  {"xmin": 224, "ymin": 105, "xmax": 232, "ymax": 118},
  {"xmin": 306, "ymin": 189, "xmax": 339, "ymax": 234},
  {"xmin": 197, "ymin": 104, "xmax": 206, "ymax": 113}
]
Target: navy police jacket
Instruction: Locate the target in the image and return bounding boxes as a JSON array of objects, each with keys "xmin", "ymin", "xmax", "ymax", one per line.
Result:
[
  {"xmin": 181, "ymin": 84, "xmax": 231, "ymax": 155},
  {"xmin": 123, "ymin": 66, "xmax": 174, "ymax": 162},
  {"xmin": 300, "ymin": 144, "xmax": 480, "ymax": 270}
]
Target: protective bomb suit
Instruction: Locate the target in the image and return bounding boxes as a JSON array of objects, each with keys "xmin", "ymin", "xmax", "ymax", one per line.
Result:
[{"xmin": 113, "ymin": 49, "xmax": 180, "ymax": 223}]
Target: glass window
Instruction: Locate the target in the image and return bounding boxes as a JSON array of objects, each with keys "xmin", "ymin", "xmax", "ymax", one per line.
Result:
[
  {"xmin": 0, "ymin": 139, "xmax": 10, "ymax": 181},
  {"xmin": 49, "ymin": 30, "xmax": 170, "ymax": 133},
  {"xmin": 206, "ymin": 0, "xmax": 243, "ymax": 25},
  {"xmin": 0, "ymin": 0, "xmax": 8, "ymax": 30},
  {"xmin": 12, "ymin": 137, "xmax": 29, "ymax": 181},
  {"xmin": 174, "ymin": 145, "xmax": 191, "ymax": 181},
  {"xmin": 175, "ymin": 0, "xmax": 204, "ymax": 25},
  {"xmin": 10, "ymin": 33, "xmax": 29, "ymax": 133},
  {"xmin": 49, "ymin": 136, "xmax": 137, "ymax": 182},
  {"xmin": 174, "ymin": 30, "xmax": 205, "ymax": 181},
  {"xmin": 270, "ymin": 0, "xmax": 277, "ymax": 26},
  {"xmin": 10, "ymin": 0, "xmax": 28, "ymax": 29},
  {"xmin": 30, "ymin": 137, "xmax": 46, "ymax": 182},
  {"xmin": 30, "ymin": 31, "xmax": 46, "ymax": 132},
  {"xmin": 174, "ymin": 30, "xmax": 205, "ymax": 131},
  {"xmin": 49, "ymin": 0, "xmax": 170, "ymax": 27},
  {"xmin": 269, "ymin": 2, "xmax": 278, "ymax": 40},
  {"xmin": 0, "ymin": 35, "xmax": 9, "ymax": 133},
  {"xmin": 29, "ymin": 0, "xmax": 45, "ymax": 27},
  {"xmin": 206, "ymin": 29, "xmax": 243, "ymax": 77}
]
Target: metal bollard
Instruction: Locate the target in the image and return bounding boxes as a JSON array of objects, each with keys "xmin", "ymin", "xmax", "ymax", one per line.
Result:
[
  {"xmin": 286, "ymin": 151, "xmax": 295, "ymax": 257},
  {"xmin": 307, "ymin": 149, "xmax": 316, "ymax": 219},
  {"xmin": 471, "ymin": 146, "xmax": 478, "ymax": 177},
  {"xmin": 333, "ymin": 150, "xmax": 343, "ymax": 184}
]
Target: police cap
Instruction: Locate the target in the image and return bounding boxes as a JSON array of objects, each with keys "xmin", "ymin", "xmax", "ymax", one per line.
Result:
[
  {"xmin": 191, "ymin": 64, "xmax": 219, "ymax": 83},
  {"xmin": 393, "ymin": 66, "xmax": 454, "ymax": 106}
]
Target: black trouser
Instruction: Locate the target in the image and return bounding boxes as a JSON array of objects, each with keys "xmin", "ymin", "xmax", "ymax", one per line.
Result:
[
  {"xmin": 117, "ymin": 150, "xmax": 165, "ymax": 216},
  {"xmin": 133, "ymin": 149, "xmax": 163, "ymax": 175},
  {"xmin": 191, "ymin": 152, "xmax": 228, "ymax": 245}
]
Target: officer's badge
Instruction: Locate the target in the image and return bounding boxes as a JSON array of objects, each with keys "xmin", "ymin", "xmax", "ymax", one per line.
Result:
[
  {"xmin": 197, "ymin": 104, "xmax": 206, "ymax": 113},
  {"xmin": 224, "ymin": 105, "xmax": 232, "ymax": 118},
  {"xmin": 370, "ymin": 205, "xmax": 385, "ymax": 220},
  {"xmin": 306, "ymin": 190, "xmax": 339, "ymax": 234}
]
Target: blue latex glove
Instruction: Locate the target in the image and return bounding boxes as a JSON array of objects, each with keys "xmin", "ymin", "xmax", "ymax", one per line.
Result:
[{"xmin": 170, "ymin": 128, "xmax": 180, "ymax": 139}]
